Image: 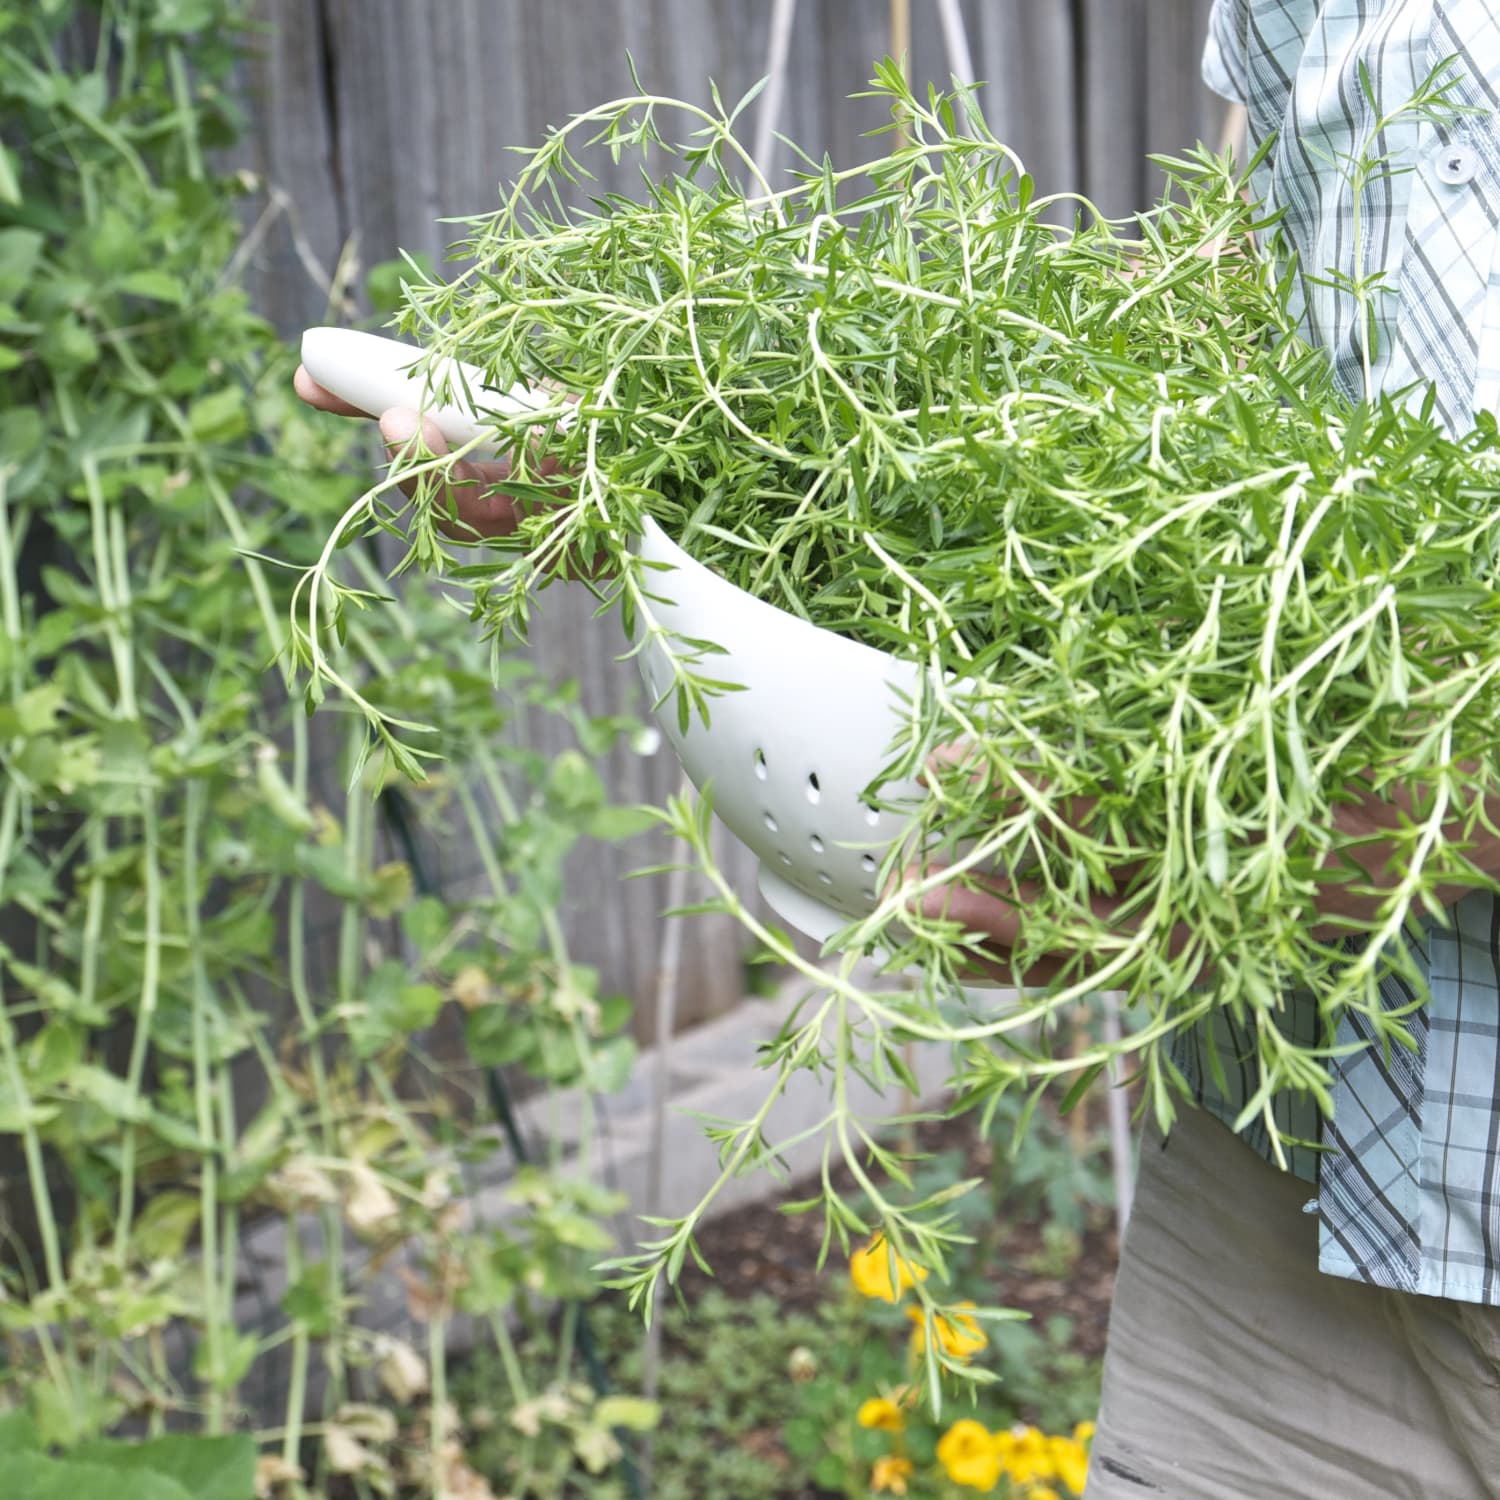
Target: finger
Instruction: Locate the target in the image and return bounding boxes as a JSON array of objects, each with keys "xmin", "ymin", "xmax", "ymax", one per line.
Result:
[
  {"xmin": 889, "ymin": 857, "xmax": 1031, "ymax": 942},
  {"xmin": 925, "ymin": 751, "xmax": 1107, "ymax": 848},
  {"xmin": 918, "ymin": 873, "xmax": 1031, "ymax": 949},
  {"xmin": 882, "ymin": 858, "xmax": 1014, "ymax": 983},
  {"xmin": 294, "ymin": 364, "xmax": 373, "ymax": 418},
  {"xmin": 378, "ymin": 407, "xmax": 523, "ymax": 539}
]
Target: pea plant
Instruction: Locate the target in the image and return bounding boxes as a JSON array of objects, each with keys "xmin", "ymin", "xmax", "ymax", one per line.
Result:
[
  {"xmin": 0, "ymin": 3, "xmax": 646, "ymax": 1494},
  {"xmin": 287, "ymin": 57, "xmax": 1500, "ymax": 1399}
]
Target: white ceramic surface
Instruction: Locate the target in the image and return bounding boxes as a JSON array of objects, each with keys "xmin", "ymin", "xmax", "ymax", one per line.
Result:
[
  {"xmin": 299, "ymin": 326, "xmax": 551, "ymax": 458},
  {"xmin": 633, "ymin": 517, "xmax": 926, "ymax": 940}
]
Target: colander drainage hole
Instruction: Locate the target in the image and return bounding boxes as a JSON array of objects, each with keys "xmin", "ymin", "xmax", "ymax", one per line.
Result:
[
  {"xmin": 779, "ymin": 851, "xmax": 792, "ymax": 866},
  {"xmin": 817, "ymin": 871, "xmax": 833, "ymax": 886},
  {"xmin": 861, "ymin": 854, "xmax": 877, "ymax": 874},
  {"xmin": 764, "ymin": 811, "xmax": 779, "ymax": 833},
  {"xmin": 809, "ymin": 834, "xmax": 825, "ymax": 854},
  {"xmin": 860, "ymin": 799, "xmax": 880, "ymax": 827},
  {"xmin": 754, "ymin": 748, "xmax": 768, "ymax": 781},
  {"xmin": 806, "ymin": 772, "xmax": 821, "ymax": 804}
]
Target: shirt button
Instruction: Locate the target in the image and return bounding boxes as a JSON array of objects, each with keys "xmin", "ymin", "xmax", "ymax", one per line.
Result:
[{"xmin": 1435, "ymin": 143, "xmax": 1481, "ymax": 187}]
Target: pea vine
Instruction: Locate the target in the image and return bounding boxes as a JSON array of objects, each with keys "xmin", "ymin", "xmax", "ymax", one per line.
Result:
[
  {"xmin": 293, "ymin": 61, "xmax": 1500, "ymax": 1397},
  {"xmin": 2, "ymin": 3, "xmax": 653, "ymax": 1488}
]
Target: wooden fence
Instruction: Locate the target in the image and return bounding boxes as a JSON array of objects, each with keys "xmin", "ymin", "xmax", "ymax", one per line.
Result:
[{"xmin": 236, "ymin": 0, "xmax": 1225, "ymax": 1035}]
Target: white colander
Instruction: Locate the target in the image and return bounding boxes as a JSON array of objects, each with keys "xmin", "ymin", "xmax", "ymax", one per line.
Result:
[
  {"xmin": 301, "ymin": 328, "xmax": 927, "ymax": 940},
  {"xmin": 633, "ymin": 518, "xmax": 928, "ymax": 940}
]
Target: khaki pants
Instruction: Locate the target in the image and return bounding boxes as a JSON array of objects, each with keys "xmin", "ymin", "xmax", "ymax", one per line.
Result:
[{"xmin": 1088, "ymin": 1108, "xmax": 1500, "ymax": 1499}]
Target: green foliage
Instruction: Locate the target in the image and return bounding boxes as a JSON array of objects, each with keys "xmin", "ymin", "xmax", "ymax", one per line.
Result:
[
  {"xmin": 0, "ymin": 1456, "xmax": 193, "ymax": 1500},
  {"xmin": 0, "ymin": 1430, "xmax": 254, "ymax": 1500},
  {"xmin": 0, "ymin": 1, "xmax": 644, "ymax": 1490},
  {"xmin": 288, "ymin": 58, "xmax": 1500, "ymax": 1356},
  {"xmin": 458, "ymin": 1280, "xmax": 1098, "ymax": 1499},
  {"xmin": 456, "ymin": 1290, "xmax": 841, "ymax": 1500},
  {"xmin": 452, "ymin": 1090, "xmax": 1112, "ymax": 1499},
  {"xmin": 980, "ymin": 1085, "xmax": 1115, "ymax": 1239},
  {"xmin": 73, "ymin": 1434, "xmax": 258, "ymax": 1500}
]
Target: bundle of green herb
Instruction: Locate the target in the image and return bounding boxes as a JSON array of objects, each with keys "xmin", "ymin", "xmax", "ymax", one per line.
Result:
[{"xmin": 294, "ymin": 64, "xmax": 1500, "ymax": 1379}]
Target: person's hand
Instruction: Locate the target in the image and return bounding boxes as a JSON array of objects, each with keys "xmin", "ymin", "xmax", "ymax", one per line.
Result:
[
  {"xmin": 908, "ymin": 753, "xmax": 1500, "ymax": 988},
  {"xmin": 293, "ymin": 366, "xmax": 571, "ymax": 542},
  {"xmin": 1313, "ymin": 776, "xmax": 1500, "ymax": 932},
  {"xmin": 906, "ymin": 864, "xmax": 1197, "ymax": 989},
  {"xmin": 897, "ymin": 749, "xmax": 1161, "ymax": 987}
]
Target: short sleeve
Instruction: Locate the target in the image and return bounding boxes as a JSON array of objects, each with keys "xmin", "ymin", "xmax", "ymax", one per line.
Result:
[{"xmin": 1203, "ymin": 0, "xmax": 1250, "ymax": 104}]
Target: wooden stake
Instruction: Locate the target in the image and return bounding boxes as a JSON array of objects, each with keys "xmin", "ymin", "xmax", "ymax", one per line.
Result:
[{"xmin": 891, "ymin": 0, "xmax": 911, "ymax": 150}]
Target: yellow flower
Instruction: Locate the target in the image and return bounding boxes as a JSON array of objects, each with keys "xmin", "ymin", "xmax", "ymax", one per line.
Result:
[
  {"xmin": 1073, "ymin": 1420, "xmax": 1096, "ymax": 1445},
  {"xmin": 936, "ymin": 1419, "xmax": 1003, "ymax": 1492},
  {"xmin": 849, "ymin": 1236, "xmax": 928, "ymax": 1302},
  {"xmin": 871, "ymin": 1454, "xmax": 915, "ymax": 1494},
  {"xmin": 1003, "ymin": 1425, "xmax": 1056, "ymax": 1486},
  {"xmin": 1047, "ymin": 1435, "xmax": 1090, "ymax": 1496},
  {"xmin": 857, "ymin": 1396, "xmax": 906, "ymax": 1433},
  {"xmin": 905, "ymin": 1301, "xmax": 988, "ymax": 1360},
  {"xmin": 1029, "ymin": 1489, "xmax": 1062, "ymax": 1500}
]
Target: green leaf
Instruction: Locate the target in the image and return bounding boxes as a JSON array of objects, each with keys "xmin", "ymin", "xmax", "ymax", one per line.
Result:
[
  {"xmin": 0, "ymin": 681, "xmax": 65, "ymax": 738},
  {"xmin": 547, "ymin": 749, "xmax": 604, "ymax": 811},
  {"xmin": 400, "ymin": 894, "xmax": 450, "ymax": 955},
  {"xmin": 596, "ymin": 993, "xmax": 633, "ymax": 1036},
  {"xmin": 0, "ymin": 405, "xmax": 44, "ymax": 498},
  {"xmin": 548, "ymin": 1211, "xmax": 614, "ymax": 1251},
  {"xmin": 39, "ymin": 315, "xmax": 98, "ymax": 370},
  {"xmin": 812, "ymin": 1452, "xmax": 846, "ymax": 1490},
  {"xmin": 0, "ymin": 144, "xmax": 20, "ymax": 207},
  {"xmin": 282, "ymin": 1260, "xmax": 339, "ymax": 1337},
  {"xmin": 146, "ymin": 1105, "xmax": 212, "ymax": 1152},
  {"xmin": 571, "ymin": 1423, "xmax": 618, "ymax": 1475},
  {"xmin": 783, "ymin": 1416, "xmax": 821, "ymax": 1459},
  {"xmin": 132, "ymin": 1190, "xmax": 202, "ymax": 1260},
  {"xmin": 0, "ymin": 1082, "xmax": 59, "ymax": 1133},
  {"xmin": 25, "ymin": 1021, "xmax": 82, "ymax": 1086},
  {"xmin": 1057, "ymin": 1062, "xmax": 1106, "ymax": 1117},
  {"xmin": 349, "ymin": 960, "xmax": 445, "ymax": 1057},
  {"xmin": 0, "ymin": 227, "xmax": 43, "ymax": 299},
  {"xmin": 149, "ymin": 0, "xmax": 220, "ymax": 34},
  {"xmin": 191, "ymin": 1327, "xmax": 258, "ymax": 1392},
  {"xmin": 73, "ymin": 1434, "xmax": 256, "ymax": 1500},
  {"xmin": 583, "ymin": 804, "xmax": 657, "ymax": 841},
  {"xmin": 293, "ymin": 843, "xmax": 371, "ymax": 901},
  {"xmin": 594, "ymin": 1395, "xmax": 660, "ymax": 1432},
  {"xmin": 366, "ymin": 251, "xmax": 435, "ymax": 314},
  {"xmin": 464, "ymin": 1006, "xmax": 532, "ymax": 1066},
  {"xmin": 584, "ymin": 1034, "xmax": 636, "ymax": 1094},
  {"xmin": 186, "ymin": 386, "xmax": 246, "ymax": 444},
  {"xmin": 117, "ymin": 269, "xmax": 185, "ymax": 304},
  {"xmin": 68, "ymin": 1066, "xmax": 152, "ymax": 1122},
  {"xmin": 29, "ymin": 1380, "xmax": 123, "ymax": 1450},
  {"xmin": 366, "ymin": 859, "xmax": 414, "ymax": 918},
  {"xmin": 0, "ymin": 1455, "xmax": 192, "ymax": 1500},
  {"xmin": 0, "ymin": 1410, "xmax": 40, "ymax": 1454},
  {"xmin": 398, "ymin": 981, "xmax": 446, "ymax": 1030}
]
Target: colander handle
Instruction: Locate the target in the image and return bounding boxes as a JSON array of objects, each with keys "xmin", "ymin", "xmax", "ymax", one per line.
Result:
[{"xmin": 299, "ymin": 327, "xmax": 553, "ymax": 458}]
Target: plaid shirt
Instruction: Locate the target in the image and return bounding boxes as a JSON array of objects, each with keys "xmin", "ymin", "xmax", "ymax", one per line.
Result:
[{"xmin": 1180, "ymin": 0, "xmax": 1500, "ymax": 1304}]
